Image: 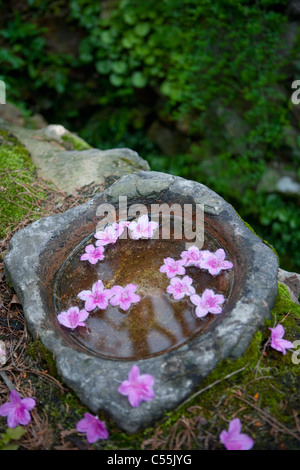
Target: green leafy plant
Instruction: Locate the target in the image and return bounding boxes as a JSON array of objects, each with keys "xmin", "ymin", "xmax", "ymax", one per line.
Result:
[{"xmin": 0, "ymin": 426, "xmax": 26, "ymax": 450}]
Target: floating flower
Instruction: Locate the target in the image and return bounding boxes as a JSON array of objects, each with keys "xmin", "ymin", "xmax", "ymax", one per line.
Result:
[
  {"xmin": 112, "ymin": 220, "xmax": 131, "ymax": 238},
  {"xmin": 159, "ymin": 257, "xmax": 186, "ymax": 279},
  {"xmin": 166, "ymin": 275, "xmax": 195, "ymax": 300},
  {"xmin": 180, "ymin": 246, "xmax": 203, "ymax": 268},
  {"xmin": 118, "ymin": 364, "xmax": 155, "ymax": 408},
  {"xmin": 269, "ymin": 324, "xmax": 294, "ymax": 355},
  {"xmin": 110, "ymin": 283, "xmax": 141, "ymax": 311},
  {"xmin": 57, "ymin": 306, "xmax": 89, "ymax": 329},
  {"xmin": 94, "ymin": 225, "xmax": 119, "ymax": 246},
  {"xmin": 128, "ymin": 214, "xmax": 158, "ymax": 239},
  {"xmin": 78, "ymin": 280, "xmax": 113, "ymax": 311},
  {"xmin": 0, "ymin": 390, "xmax": 36, "ymax": 428},
  {"xmin": 80, "ymin": 244, "xmax": 105, "ymax": 265},
  {"xmin": 76, "ymin": 412, "xmax": 109, "ymax": 443},
  {"xmin": 219, "ymin": 418, "xmax": 254, "ymax": 450},
  {"xmin": 200, "ymin": 248, "xmax": 233, "ymax": 275},
  {"xmin": 190, "ymin": 289, "xmax": 225, "ymax": 318}
]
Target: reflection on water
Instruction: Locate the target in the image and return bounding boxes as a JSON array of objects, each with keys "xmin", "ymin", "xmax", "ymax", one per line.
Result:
[{"xmin": 53, "ymin": 227, "xmax": 234, "ymax": 360}]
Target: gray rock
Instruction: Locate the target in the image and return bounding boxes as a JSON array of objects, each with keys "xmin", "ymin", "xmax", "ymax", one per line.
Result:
[
  {"xmin": 4, "ymin": 171, "xmax": 278, "ymax": 433},
  {"xmin": 278, "ymin": 268, "xmax": 300, "ymax": 304},
  {"xmin": 276, "ymin": 176, "xmax": 300, "ymax": 195},
  {"xmin": 0, "ymin": 119, "xmax": 150, "ymax": 194}
]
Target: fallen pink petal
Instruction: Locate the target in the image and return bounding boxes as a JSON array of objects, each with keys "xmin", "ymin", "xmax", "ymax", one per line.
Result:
[
  {"xmin": 76, "ymin": 412, "xmax": 109, "ymax": 443},
  {"xmin": 219, "ymin": 417, "xmax": 254, "ymax": 450},
  {"xmin": 80, "ymin": 244, "xmax": 105, "ymax": 264},
  {"xmin": 118, "ymin": 364, "xmax": 155, "ymax": 407},
  {"xmin": 190, "ymin": 289, "xmax": 225, "ymax": 318},
  {"xmin": 110, "ymin": 283, "xmax": 141, "ymax": 311},
  {"xmin": 166, "ymin": 275, "xmax": 195, "ymax": 300},
  {"xmin": 200, "ymin": 248, "xmax": 233, "ymax": 275},
  {"xmin": 0, "ymin": 390, "xmax": 36, "ymax": 428},
  {"xmin": 57, "ymin": 306, "xmax": 89, "ymax": 329},
  {"xmin": 269, "ymin": 324, "xmax": 294, "ymax": 355},
  {"xmin": 78, "ymin": 280, "xmax": 113, "ymax": 311},
  {"xmin": 128, "ymin": 214, "xmax": 158, "ymax": 239},
  {"xmin": 159, "ymin": 257, "xmax": 186, "ymax": 278}
]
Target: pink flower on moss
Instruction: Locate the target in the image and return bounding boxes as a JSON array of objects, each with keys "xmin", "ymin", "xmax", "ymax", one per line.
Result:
[
  {"xmin": 160, "ymin": 257, "xmax": 186, "ymax": 279},
  {"xmin": 78, "ymin": 280, "xmax": 113, "ymax": 311},
  {"xmin": 76, "ymin": 412, "xmax": 109, "ymax": 443},
  {"xmin": 94, "ymin": 225, "xmax": 118, "ymax": 246},
  {"xmin": 180, "ymin": 246, "xmax": 203, "ymax": 268},
  {"xmin": 0, "ymin": 390, "xmax": 36, "ymax": 428},
  {"xmin": 190, "ymin": 289, "xmax": 225, "ymax": 318},
  {"xmin": 80, "ymin": 244, "xmax": 105, "ymax": 265},
  {"xmin": 269, "ymin": 324, "xmax": 294, "ymax": 355},
  {"xmin": 200, "ymin": 248, "xmax": 233, "ymax": 275},
  {"xmin": 57, "ymin": 306, "xmax": 89, "ymax": 329},
  {"xmin": 128, "ymin": 214, "xmax": 158, "ymax": 239},
  {"xmin": 110, "ymin": 283, "xmax": 141, "ymax": 311},
  {"xmin": 166, "ymin": 276, "xmax": 195, "ymax": 300},
  {"xmin": 220, "ymin": 418, "xmax": 254, "ymax": 450},
  {"xmin": 118, "ymin": 365, "xmax": 155, "ymax": 408}
]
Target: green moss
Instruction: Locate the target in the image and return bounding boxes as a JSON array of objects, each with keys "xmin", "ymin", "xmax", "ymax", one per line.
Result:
[
  {"xmin": 0, "ymin": 129, "xmax": 46, "ymax": 238},
  {"xmin": 27, "ymin": 339, "xmax": 58, "ymax": 378},
  {"xmin": 61, "ymin": 132, "xmax": 92, "ymax": 151},
  {"xmin": 271, "ymin": 282, "xmax": 300, "ymax": 317}
]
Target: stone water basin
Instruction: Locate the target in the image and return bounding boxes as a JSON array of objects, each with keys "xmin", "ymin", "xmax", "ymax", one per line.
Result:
[
  {"xmin": 3, "ymin": 171, "xmax": 278, "ymax": 432},
  {"xmin": 54, "ymin": 225, "xmax": 233, "ymax": 361}
]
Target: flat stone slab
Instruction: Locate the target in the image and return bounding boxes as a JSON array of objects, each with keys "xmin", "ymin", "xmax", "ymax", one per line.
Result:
[{"xmin": 4, "ymin": 171, "xmax": 278, "ymax": 433}]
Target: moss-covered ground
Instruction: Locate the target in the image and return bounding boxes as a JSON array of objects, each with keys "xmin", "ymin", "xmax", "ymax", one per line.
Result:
[{"xmin": 0, "ymin": 130, "xmax": 299, "ymax": 450}]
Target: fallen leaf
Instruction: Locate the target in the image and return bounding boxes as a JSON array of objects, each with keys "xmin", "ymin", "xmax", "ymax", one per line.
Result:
[{"xmin": 8, "ymin": 294, "xmax": 21, "ymax": 308}]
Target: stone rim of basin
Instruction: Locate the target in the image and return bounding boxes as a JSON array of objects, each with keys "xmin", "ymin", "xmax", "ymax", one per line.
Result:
[{"xmin": 3, "ymin": 171, "xmax": 279, "ymax": 433}]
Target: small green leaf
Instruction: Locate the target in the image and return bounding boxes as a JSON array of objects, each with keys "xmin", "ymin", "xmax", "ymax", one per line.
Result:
[
  {"xmin": 111, "ymin": 61, "xmax": 128, "ymax": 74},
  {"xmin": 109, "ymin": 73, "xmax": 124, "ymax": 87},
  {"xmin": 7, "ymin": 426, "xmax": 26, "ymax": 440},
  {"xmin": 134, "ymin": 23, "xmax": 150, "ymax": 37},
  {"xmin": 123, "ymin": 11, "xmax": 136, "ymax": 25},
  {"xmin": 95, "ymin": 60, "xmax": 111, "ymax": 74},
  {"xmin": 131, "ymin": 71, "xmax": 147, "ymax": 88}
]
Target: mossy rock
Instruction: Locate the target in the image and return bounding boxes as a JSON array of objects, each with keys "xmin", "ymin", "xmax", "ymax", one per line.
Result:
[{"xmin": 0, "ymin": 129, "xmax": 46, "ymax": 239}]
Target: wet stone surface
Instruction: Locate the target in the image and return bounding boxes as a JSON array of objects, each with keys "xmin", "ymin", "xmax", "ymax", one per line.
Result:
[{"xmin": 4, "ymin": 171, "xmax": 279, "ymax": 433}]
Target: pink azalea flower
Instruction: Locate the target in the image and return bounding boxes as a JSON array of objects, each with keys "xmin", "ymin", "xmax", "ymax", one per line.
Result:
[
  {"xmin": 112, "ymin": 220, "xmax": 131, "ymax": 238},
  {"xmin": 118, "ymin": 365, "xmax": 155, "ymax": 407},
  {"xmin": 180, "ymin": 246, "xmax": 203, "ymax": 267},
  {"xmin": 0, "ymin": 390, "xmax": 36, "ymax": 428},
  {"xmin": 57, "ymin": 306, "xmax": 89, "ymax": 329},
  {"xmin": 190, "ymin": 289, "xmax": 225, "ymax": 318},
  {"xmin": 94, "ymin": 225, "xmax": 118, "ymax": 246},
  {"xmin": 220, "ymin": 418, "xmax": 254, "ymax": 450},
  {"xmin": 110, "ymin": 283, "xmax": 141, "ymax": 311},
  {"xmin": 78, "ymin": 280, "xmax": 113, "ymax": 311},
  {"xmin": 159, "ymin": 257, "xmax": 186, "ymax": 279},
  {"xmin": 269, "ymin": 324, "xmax": 294, "ymax": 355},
  {"xmin": 80, "ymin": 244, "xmax": 105, "ymax": 265},
  {"xmin": 128, "ymin": 214, "xmax": 158, "ymax": 239},
  {"xmin": 166, "ymin": 275, "xmax": 195, "ymax": 300},
  {"xmin": 76, "ymin": 412, "xmax": 109, "ymax": 443},
  {"xmin": 200, "ymin": 248, "xmax": 233, "ymax": 276}
]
